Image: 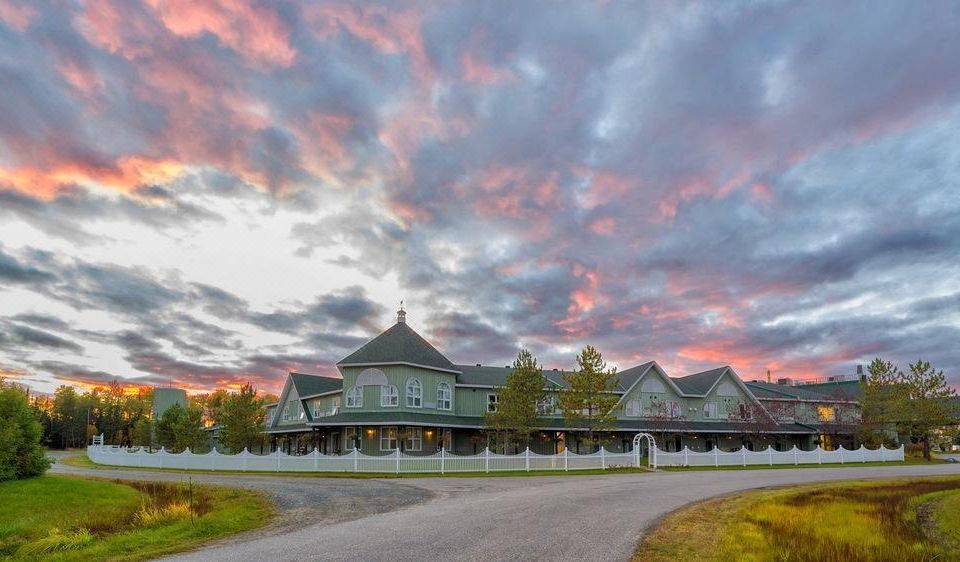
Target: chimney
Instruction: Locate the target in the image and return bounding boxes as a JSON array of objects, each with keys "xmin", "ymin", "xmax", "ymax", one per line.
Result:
[{"xmin": 397, "ymin": 301, "xmax": 406, "ymax": 324}]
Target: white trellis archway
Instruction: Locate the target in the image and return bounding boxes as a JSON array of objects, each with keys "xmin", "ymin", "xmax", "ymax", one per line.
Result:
[{"xmin": 633, "ymin": 432, "xmax": 657, "ymax": 469}]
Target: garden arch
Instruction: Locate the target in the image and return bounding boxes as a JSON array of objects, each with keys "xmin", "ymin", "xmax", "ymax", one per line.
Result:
[{"xmin": 632, "ymin": 432, "xmax": 658, "ymax": 469}]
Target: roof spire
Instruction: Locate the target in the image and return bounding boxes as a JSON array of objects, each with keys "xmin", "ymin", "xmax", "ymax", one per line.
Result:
[{"xmin": 397, "ymin": 300, "xmax": 406, "ymax": 324}]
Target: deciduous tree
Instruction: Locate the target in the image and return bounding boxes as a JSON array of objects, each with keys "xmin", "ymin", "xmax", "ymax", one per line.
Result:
[{"xmin": 0, "ymin": 381, "xmax": 50, "ymax": 481}]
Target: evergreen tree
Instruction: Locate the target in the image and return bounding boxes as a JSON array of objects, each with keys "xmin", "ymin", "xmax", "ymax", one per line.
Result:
[
  {"xmin": 857, "ymin": 358, "xmax": 902, "ymax": 447},
  {"xmin": 559, "ymin": 346, "xmax": 620, "ymax": 449},
  {"xmin": 485, "ymin": 349, "xmax": 547, "ymax": 453},
  {"xmin": 173, "ymin": 404, "xmax": 208, "ymax": 452},
  {"xmin": 897, "ymin": 360, "xmax": 956, "ymax": 460},
  {"xmin": 131, "ymin": 417, "xmax": 153, "ymax": 448},
  {"xmin": 217, "ymin": 384, "xmax": 266, "ymax": 453},
  {"xmin": 154, "ymin": 402, "xmax": 181, "ymax": 450},
  {"xmin": 0, "ymin": 381, "xmax": 51, "ymax": 481}
]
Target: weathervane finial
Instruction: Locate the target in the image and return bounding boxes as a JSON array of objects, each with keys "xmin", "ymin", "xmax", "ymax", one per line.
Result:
[{"xmin": 397, "ymin": 300, "xmax": 406, "ymax": 324}]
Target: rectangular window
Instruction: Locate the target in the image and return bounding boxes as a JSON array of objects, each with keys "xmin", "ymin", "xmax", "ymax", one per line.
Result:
[
  {"xmin": 537, "ymin": 395, "xmax": 557, "ymax": 415},
  {"xmin": 817, "ymin": 406, "xmax": 836, "ymax": 422},
  {"xmin": 405, "ymin": 427, "xmax": 422, "ymax": 451},
  {"xmin": 313, "ymin": 402, "xmax": 322, "ymax": 418},
  {"xmin": 381, "ymin": 385, "xmax": 398, "ymax": 407},
  {"xmin": 487, "ymin": 393, "xmax": 499, "ymax": 413},
  {"xmin": 379, "ymin": 426, "xmax": 398, "ymax": 450},
  {"xmin": 703, "ymin": 403, "xmax": 717, "ymax": 419},
  {"xmin": 345, "ymin": 427, "xmax": 357, "ymax": 451}
]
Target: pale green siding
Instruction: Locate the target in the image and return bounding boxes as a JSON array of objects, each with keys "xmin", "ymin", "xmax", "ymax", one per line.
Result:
[{"xmin": 338, "ymin": 364, "xmax": 458, "ymax": 416}]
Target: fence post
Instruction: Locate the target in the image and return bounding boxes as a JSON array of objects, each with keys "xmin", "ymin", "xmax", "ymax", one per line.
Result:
[
  {"xmin": 840, "ymin": 447, "xmax": 844, "ymax": 464},
  {"xmin": 159, "ymin": 447, "xmax": 164, "ymax": 470},
  {"xmin": 682, "ymin": 446, "xmax": 688, "ymax": 467},
  {"xmin": 565, "ymin": 447, "xmax": 569, "ymax": 471},
  {"xmin": 742, "ymin": 447, "xmax": 746, "ymax": 467},
  {"xmin": 525, "ymin": 447, "xmax": 530, "ymax": 472},
  {"xmin": 276, "ymin": 447, "xmax": 281, "ymax": 472},
  {"xmin": 242, "ymin": 448, "xmax": 248, "ymax": 472},
  {"xmin": 714, "ymin": 447, "xmax": 718, "ymax": 467},
  {"xmin": 353, "ymin": 448, "xmax": 359, "ymax": 472},
  {"xmin": 314, "ymin": 447, "xmax": 319, "ymax": 471},
  {"xmin": 484, "ymin": 447, "xmax": 490, "ymax": 473},
  {"xmin": 879, "ymin": 446, "xmax": 885, "ymax": 462},
  {"xmin": 768, "ymin": 447, "xmax": 773, "ymax": 466},
  {"xmin": 601, "ymin": 446, "xmax": 607, "ymax": 469},
  {"xmin": 441, "ymin": 447, "xmax": 445, "ymax": 475},
  {"xmin": 817, "ymin": 447, "xmax": 822, "ymax": 465},
  {"xmin": 396, "ymin": 449, "xmax": 401, "ymax": 474},
  {"xmin": 793, "ymin": 447, "xmax": 798, "ymax": 466}
]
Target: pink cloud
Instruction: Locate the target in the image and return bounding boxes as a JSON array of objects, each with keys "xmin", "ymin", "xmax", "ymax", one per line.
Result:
[
  {"xmin": 145, "ymin": 0, "xmax": 296, "ymax": 66},
  {"xmin": 0, "ymin": 0, "xmax": 35, "ymax": 31}
]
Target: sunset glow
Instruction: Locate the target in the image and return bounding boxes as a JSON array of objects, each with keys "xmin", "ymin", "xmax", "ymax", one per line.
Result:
[{"xmin": 1, "ymin": 1, "xmax": 958, "ymax": 395}]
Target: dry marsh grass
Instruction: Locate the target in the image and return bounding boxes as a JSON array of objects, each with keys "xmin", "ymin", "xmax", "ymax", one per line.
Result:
[{"xmin": 635, "ymin": 477, "xmax": 960, "ymax": 562}]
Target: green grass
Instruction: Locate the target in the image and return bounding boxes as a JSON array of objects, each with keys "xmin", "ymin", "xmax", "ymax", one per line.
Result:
[
  {"xmin": 0, "ymin": 475, "xmax": 273, "ymax": 561},
  {"xmin": 634, "ymin": 477, "xmax": 960, "ymax": 561},
  {"xmin": 63, "ymin": 453, "xmax": 652, "ymax": 478}
]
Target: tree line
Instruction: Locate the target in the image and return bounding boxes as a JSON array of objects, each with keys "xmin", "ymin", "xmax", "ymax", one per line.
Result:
[{"xmin": 29, "ymin": 381, "xmax": 278, "ymax": 454}]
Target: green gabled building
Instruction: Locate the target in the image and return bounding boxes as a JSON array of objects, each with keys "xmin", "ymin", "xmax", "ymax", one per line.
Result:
[{"xmin": 264, "ymin": 307, "xmax": 860, "ymax": 456}]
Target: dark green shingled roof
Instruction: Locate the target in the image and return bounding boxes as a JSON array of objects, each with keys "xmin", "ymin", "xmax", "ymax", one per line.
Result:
[
  {"xmin": 745, "ymin": 381, "xmax": 853, "ymax": 402},
  {"xmin": 795, "ymin": 379, "xmax": 864, "ymax": 401},
  {"xmin": 290, "ymin": 372, "xmax": 343, "ymax": 397},
  {"xmin": 616, "ymin": 361, "xmax": 655, "ymax": 392},
  {"xmin": 338, "ymin": 322, "xmax": 458, "ymax": 372},
  {"xmin": 673, "ymin": 367, "xmax": 728, "ymax": 395}
]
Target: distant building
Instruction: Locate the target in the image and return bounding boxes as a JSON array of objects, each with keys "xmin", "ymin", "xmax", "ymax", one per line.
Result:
[{"xmin": 152, "ymin": 387, "xmax": 186, "ymax": 419}]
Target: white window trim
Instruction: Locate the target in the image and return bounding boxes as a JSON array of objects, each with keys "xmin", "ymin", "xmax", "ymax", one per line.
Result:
[
  {"xmin": 487, "ymin": 393, "xmax": 499, "ymax": 413},
  {"xmin": 405, "ymin": 427, "xmax": 422, "ymax": 451},
  {"xmin": 703, "ymin": 402, "xmax": 717, "ymax": 419},
  {"xmin": 406, "ymin": 378, "xmax": 422, "ymax": 408},
  {"xmin": 345, "ymin": 427, "xmax": 357, "ymax": 451},
  {"xmin": 345, "ymin": 386, "xmax": 363, "ymax": 408},
  {"xmin": 379, "ymin": 426, "xmax": 398, "ymax": 451},
  {"xmin": 437, "ymin": 382, "xmax": 452, "ymax": 411},
  {"xmin": 381, "ymin": 385, "xmax": 399, "ymax": 407}
]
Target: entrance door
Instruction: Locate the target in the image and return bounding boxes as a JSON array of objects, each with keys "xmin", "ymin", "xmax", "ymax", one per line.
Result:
[{"xmin": 329, "ymin": 432, "xmax": 340, "ymax": 455}]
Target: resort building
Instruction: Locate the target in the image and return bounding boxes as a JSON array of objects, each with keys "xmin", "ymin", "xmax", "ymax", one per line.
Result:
[{"xmin": 264, "ymin": 308, "xmax": 860, "ymax": 456}]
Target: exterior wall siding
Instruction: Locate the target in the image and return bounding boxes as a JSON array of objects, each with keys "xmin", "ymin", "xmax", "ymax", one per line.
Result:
[{"xmin": 339, "ymin": 365, "xmax": 458, "ymax": 416}]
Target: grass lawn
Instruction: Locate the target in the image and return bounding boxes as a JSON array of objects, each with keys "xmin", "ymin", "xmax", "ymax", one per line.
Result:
[
  {"xmin": 0, "ymin": 475, "xmax": 273, "ymax": 561},
  {"xmin": 62, "ymin": 453, "xmax": 652, "ymax": 478},
  {"xmin": 634, "ymin": 476, "xmax": 960, "ymax": 561}
]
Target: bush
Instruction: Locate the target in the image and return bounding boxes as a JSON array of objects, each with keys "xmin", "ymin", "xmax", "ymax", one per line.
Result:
[{"xmin": 0, "ymin": 381, "xmax": 51, "ymax": 481}]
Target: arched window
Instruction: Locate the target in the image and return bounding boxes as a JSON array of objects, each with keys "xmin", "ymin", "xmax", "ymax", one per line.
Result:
[
  {"xmin": 437, "ymin": 382, "xmax": 452, "ymax": 410},
  {"xmin": 345, "ymin": 386, "xmax": 363, "ymax": 408},
  {"xmin": 406, "ymin": 378, "xmax": 422, "ymax": 408},
  {"xmin": 381, "ymin": 385, "xmax": 398, "ymax": 407}
]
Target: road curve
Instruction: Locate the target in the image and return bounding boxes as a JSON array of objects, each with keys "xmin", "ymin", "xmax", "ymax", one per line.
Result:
[{"xmin": 53, "ymin": 458, "xmax": 960, "ymax": 561}]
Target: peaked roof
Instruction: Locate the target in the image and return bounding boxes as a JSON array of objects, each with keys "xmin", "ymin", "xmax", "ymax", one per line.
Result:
[
  {"xmin": 615, "ymin": 361, "xmax": 655, "ymax": 392},
  {"xmin": 795, "ymin": 379, "xmax": 864, "ymax": 400},
  {"xmin": 744, "ymin": 380, "xmax": 852, "ymax": 402},
  {"xmin": 673, "ymin": 367, "xmax": 728, "ymax": 395},
  {"xmin": 289, "ymin": 372, "xmax": 342, "ymax": 397},
  {"xmin": 337, "ymin": 321, "xmax": 459, "ymax": 373}
]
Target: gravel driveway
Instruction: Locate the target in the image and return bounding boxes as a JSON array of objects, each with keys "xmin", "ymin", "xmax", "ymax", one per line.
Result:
[{"xmin": 51, "ymin": 455, "xmax": 960, "ymax": 561}]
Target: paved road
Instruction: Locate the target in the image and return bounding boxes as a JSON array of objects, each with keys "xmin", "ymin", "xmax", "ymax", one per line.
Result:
[{"xmin": 54, "ymin": 457, "xmax": 960, "ymax": 562}]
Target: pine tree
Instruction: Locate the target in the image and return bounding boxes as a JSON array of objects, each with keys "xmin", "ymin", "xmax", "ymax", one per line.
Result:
[
  {"xmin": 485, "ymin": 349, "xmax": 547, "ymax": 453},
  {"xmin": 897, "ymin": 360, "xmax": 956, "ymax": 460},
  {"xmin": 559, "ymin": 346, "xmax": 620, "ymax": 449},
  {"xmin": 217, "ymin": 384, "xmax": 266, "ymax": 453}
]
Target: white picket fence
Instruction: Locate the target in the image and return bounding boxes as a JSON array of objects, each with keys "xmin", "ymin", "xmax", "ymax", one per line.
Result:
[
  {"xmin": 654, "ymin": 444, "xmax": 904, "ymax": 467},
  {"xmin": 86, "ymin": 442, "xmax": 903, "ymax": 473}
]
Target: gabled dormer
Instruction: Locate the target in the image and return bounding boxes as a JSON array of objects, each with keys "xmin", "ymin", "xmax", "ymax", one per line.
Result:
[{"xmin": 269, "ymin": 371, "xmax": 342, "ymax": 428}]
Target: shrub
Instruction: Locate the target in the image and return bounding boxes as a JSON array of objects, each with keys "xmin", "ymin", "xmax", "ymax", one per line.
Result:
[
  {"xmin": 16, "ymin": 528, "xmax": 94, "ymax": 556},
  {"xmin": 0, "ymin": 381, "xmax": 51, "ymax": 481}
]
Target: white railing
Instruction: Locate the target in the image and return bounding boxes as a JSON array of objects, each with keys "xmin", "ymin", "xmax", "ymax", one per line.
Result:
[
  {"xmin": 654, "ymin": 444, "xmax": 904, "ymax": 467},
  {"xmin": 86, "ymin": 441, "xmax": 903, "ymax": 473},
  {"xmin": 86, "ymin": 444, "xmax": 640, "ymax": 473}
]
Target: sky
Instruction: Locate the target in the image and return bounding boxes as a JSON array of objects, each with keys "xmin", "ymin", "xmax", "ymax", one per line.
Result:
[{"xmin": 1, "ymin": 0, "xmax": 959, "ymax": 395}]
